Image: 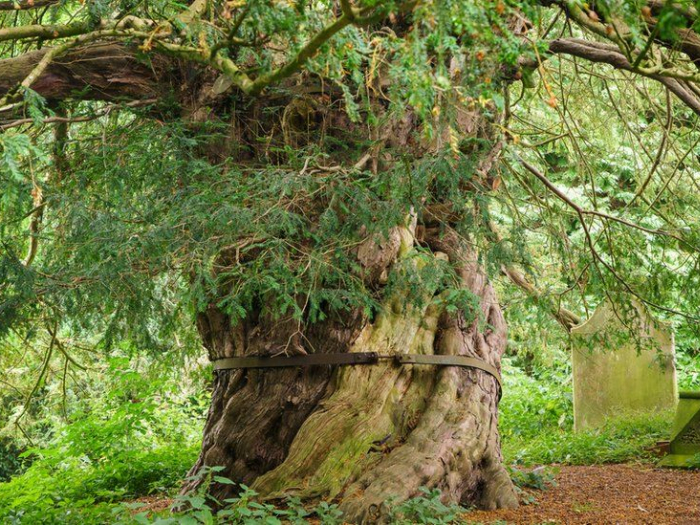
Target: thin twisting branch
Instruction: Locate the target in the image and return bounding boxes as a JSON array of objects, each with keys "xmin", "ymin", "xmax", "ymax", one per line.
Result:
[
  {"xmin": 516, "ymin": 155, "xmax": 699, "ymax": 320},
  {"xmin": 22, "ymin": 182, "xmax": 42, "ymax": 267},
  {"xmin": 245, "ymin": 1, "xmax": 393, "ymax": 95},
  {"xmin": 547, "ymin": 38, "xmax": 700, "ymax": 116},
  {"xmin": 516, "ymin": 156, "xmax": 692, "ymax": 247},
  {"xmin": 487, "ymin": 221, "xmax": 581, "ymax": 331},
  {"xmin": 0, "ymin": 21, "xmax": 90, "ymax": 43},
  {"xmin": 624, "ymin": 89, "xmax": 672, "ymax": 208},
  {"xmin": 0, "ymin": 0, "xmax": 59, "ymax": 9}
]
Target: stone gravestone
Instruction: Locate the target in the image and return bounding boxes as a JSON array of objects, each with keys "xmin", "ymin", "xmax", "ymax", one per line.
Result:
[
  {"xmin": 571, "ymin": 300, "xmax": 677, "ymax": 432},
  {"xmin": 658, "ymin": 391, "xmax": 700, "ymax": 467}
]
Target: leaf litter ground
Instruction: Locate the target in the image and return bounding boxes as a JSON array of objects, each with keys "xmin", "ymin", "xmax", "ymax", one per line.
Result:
[{"xmin": 467, "ymin": 464, "xmax": 700, "ymax": 524}]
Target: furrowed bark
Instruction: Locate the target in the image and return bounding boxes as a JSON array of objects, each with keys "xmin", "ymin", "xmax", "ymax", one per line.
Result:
[
  {"xmin": 0, "ymin": 43, "xmax": 173, "ymax": 103},
  {"xmin": 188, "ymin": 225, "xmax": 517, "ymax": 522},
  {"xmin": 166, "ymin": 59, "xmax": 521, "ymax": 519}
]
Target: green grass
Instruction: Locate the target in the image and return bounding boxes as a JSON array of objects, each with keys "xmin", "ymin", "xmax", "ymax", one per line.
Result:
[
  {"xmin": 503, "ymin": 411, "xmax": 672, "ymax": 465},
  {"xmin": 499, "ymin": 360, "xmax": 672, "ymax": 466}
]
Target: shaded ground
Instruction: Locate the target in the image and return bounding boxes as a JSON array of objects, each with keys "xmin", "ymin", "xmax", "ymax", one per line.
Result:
[
  {"xmin": 467, "ymin": 464, "xmax": 700, "ymax": 524},
  {"xmin": 130, "ymin": 464, "xmax": 700, "ymax": 524},
  {"xmin": 131, "ymin": 495, "xmax": 174, "ymax": 514}
]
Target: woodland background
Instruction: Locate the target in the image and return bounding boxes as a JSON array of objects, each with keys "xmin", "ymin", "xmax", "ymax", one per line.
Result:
[{"xmin": 2, "ymin": 0, "xmax": 700, "ymax": 523}]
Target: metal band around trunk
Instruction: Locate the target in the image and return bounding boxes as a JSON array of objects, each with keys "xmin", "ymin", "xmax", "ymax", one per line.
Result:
[
  {"xmin": 213, "ymin": 352, "xmax": 380, "ymax": 370},
  {"xmin": 392, "ymin": 354, "xmax": 502, "ymax": 390},
  {"xmin": 213, "ymin": 353, "xmax": 502, "ymax": 395}
]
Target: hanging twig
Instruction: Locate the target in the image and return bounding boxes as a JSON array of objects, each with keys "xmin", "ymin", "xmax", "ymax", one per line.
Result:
[{"xmin": 516, "ymin": 155, "xmax": 699, "ymax": 320}]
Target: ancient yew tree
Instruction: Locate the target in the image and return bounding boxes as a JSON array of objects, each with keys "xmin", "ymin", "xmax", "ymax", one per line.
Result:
[{"xmin": 3, "ymin": 0, "xmax": 700, "ymax": 521}]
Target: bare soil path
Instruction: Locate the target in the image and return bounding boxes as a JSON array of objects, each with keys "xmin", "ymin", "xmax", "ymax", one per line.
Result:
[{"xmin": 467, "ymin": 464, "xmax": 700, "ymax": 524}]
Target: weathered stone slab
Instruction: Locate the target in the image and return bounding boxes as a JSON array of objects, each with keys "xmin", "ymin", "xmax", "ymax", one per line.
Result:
[
  {"xmin": 571, "ymin": 300, "xmax": 677, "ymax": 431},
  {"xmin": 658, "ymin": 391, "xmax": 700, "ymax": 468}
]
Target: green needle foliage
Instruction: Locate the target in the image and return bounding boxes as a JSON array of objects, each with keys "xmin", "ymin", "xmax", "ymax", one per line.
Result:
[
  {"xmin": 2, "ymin": 0, "xmax": 700, "ymax": 519},
  {"xmin": 0, "ymin": 0, "xmax": 698, "ymax": 366}
]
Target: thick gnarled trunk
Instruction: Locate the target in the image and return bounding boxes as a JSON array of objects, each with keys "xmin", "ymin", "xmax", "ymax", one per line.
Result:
[
  {"xmin": 188, "ymin": 226, "xmax": 517, "ymax": 522},
  {"xmin": 0, "ymin": 41, "xmax": 517, "ymax": 515}
]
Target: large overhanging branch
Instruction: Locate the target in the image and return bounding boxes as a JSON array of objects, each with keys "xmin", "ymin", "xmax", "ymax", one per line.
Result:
[
  {"xmin": 0, "ymin": 2, "xmax": 211, "ymax": 105},
  {"xmin": 546, "ymin": 38, "xmax": 700, "ymax": 116},
  {"xmin": 2, "ymin": 1, "xmax": 699, "ymax": 114},
  {"xmin": 0, "ymin": 0, "xmax": 58, "ymax": 10},
  {"xmin": 0, "ymin": 43, "xmax": 170, "ymax": 104},
  {"xmin": 0, "ymin": 0, "xmax": 402, "ymax": 107},
  {"xmin": 549, "ymin": 0, "xmax": 700, "ymax": 65}
]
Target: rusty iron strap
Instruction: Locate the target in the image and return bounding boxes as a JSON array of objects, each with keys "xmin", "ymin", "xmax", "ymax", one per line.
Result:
[
  {"xmin": 213, "ymin": 352, "xmax": 380, "ymax": 370},
  {"xmin": 393, "ymin": 354, "xmax": 502, "ymax": 391},
  {"xmin": 213, "ymin": 353, "xmax": 502, "ymax": 395}
]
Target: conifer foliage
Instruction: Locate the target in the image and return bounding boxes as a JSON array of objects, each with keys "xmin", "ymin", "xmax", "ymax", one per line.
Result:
[{"xmin": 2, "ymin": 0, "xmax": 700, "ymax": 520}]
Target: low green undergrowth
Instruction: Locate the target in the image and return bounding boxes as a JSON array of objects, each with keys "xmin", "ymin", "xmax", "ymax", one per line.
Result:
[
  {"xmin": 499, "ymin": 360, "xmax": 672, "ymax": 466},
  {"xmin": 0, "ymin": 358, "xmax": 204, "ymax": 524},
  {"xmin": 112, "ymin": 469, "xmax": 468, "ymax": 525},
  {"xmin": 113, "ymin": 467, "xmax": 346, "ymax": 525},
  {"xmin": 1, "ymin": 443, "xmax": 198, "ymax": 524}
]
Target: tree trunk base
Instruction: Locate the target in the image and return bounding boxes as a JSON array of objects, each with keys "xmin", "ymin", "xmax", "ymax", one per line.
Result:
[{"xmin": 186, "ymin": 229, "xmax": 518, "ymax": 522}]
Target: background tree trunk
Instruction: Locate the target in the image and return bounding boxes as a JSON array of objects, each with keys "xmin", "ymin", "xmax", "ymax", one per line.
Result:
[{"xmin": 188, "ymin": 224, "xmax": 518, "ymax": 522}]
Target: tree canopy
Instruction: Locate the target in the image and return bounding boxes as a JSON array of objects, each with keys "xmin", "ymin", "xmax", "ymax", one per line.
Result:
[
  {"xmin": 4, "ymin": 2, "xmax": 700, "ymax": 519},
  {"xmin": 2, "ymin": 0, "xmax": 700, "ymax": 358}
]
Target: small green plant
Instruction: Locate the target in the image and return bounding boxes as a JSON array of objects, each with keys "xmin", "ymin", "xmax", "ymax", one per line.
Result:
[
  {"xmin": 508, "ymin": 466, "xmax": 557, "ymax": 506},
  {"xmin": 685, "ymin": 453, "xmax": 700, "ymax": 468},
  {"xmin": 509, "ymin": 466, "xmax": 557, "ymax": 491},
  {"xmin": 313, "ymin": 501, "xmax": 344, "ymax": 524},
  {"xmin": 388, "ymin": 487, "xmax": 468, "ymax": 524},
  {"xmin": 572, "ymin": 501, "xmax": 599, "ymax": 513},
  {"xmin": 120, "ymin": 468, "xmax": 344, "ymax": 525}
]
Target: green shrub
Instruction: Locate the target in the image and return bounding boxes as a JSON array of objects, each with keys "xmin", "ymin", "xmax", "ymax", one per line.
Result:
[
  {"xmin": 0, "ymin": 446, "xmax": 196, "ymax": 524},
  {"xmin": 0, "ymin": 437, "xmax": 26, "ymax": 482},
  {"xmin": 685, "ymin": 454, "xmax": 700, "ymax": 468},
  {"xmin": 677, "ymin": 352, "xmax": 700, "ymax": 391},
  {"xmin": 387, "ymin": 487, "xmax": 468, "ymax": 524},
  {"xmin": 499, "ymin": 359, "xmax": 672, "ymax": 466},
  {"xmin": 0, "ymin": 358, "xmax": 203, "ymax": 524},
  {"xmin": 499, "ymin": 359, "xmax": 573, "ymax": 443}
]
